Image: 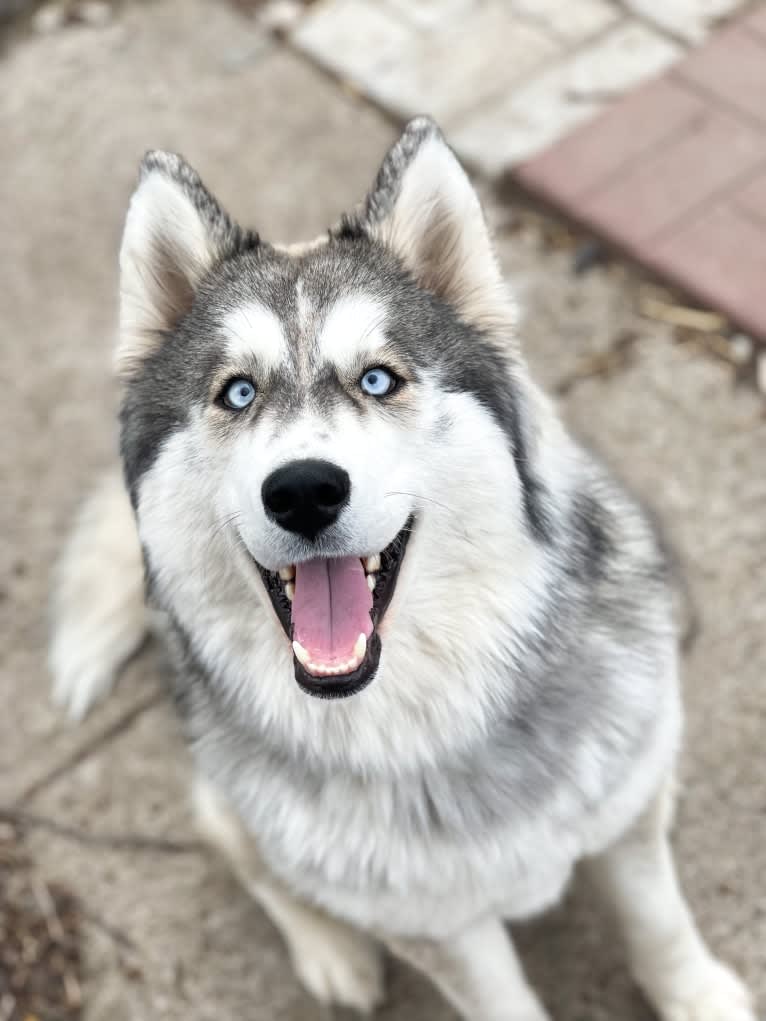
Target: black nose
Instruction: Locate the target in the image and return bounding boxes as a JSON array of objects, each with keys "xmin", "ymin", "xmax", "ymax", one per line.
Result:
[{"xmin": 262, "ymin": 459, "xmax": 351, "ymax": 541}]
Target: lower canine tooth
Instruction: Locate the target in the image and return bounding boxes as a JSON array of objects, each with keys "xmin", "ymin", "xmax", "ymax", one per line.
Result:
[
  {"xmin": 353, "ymin": 633, "xmax": 367, "ymax": 660},
  {"xmin": 292, "ymin": 641, "xmax": 310, "ymax": 667},
  {"xmin": 285, "ymin": 582, "xmax": 295, "ymax": 601},
  {"xmin": 367, "ymin": 574, "xmax": 377, "ymax": 592}
]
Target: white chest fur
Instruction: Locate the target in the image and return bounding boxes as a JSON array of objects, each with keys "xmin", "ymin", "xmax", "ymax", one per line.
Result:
[{"xmin": 197, "ymin": 677, "xmax": 680, "ymax": 940}]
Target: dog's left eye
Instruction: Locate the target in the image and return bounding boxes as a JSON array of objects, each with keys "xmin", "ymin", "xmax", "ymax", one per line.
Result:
[
  {"xmin": 360, "ymin": 367, "xmax": 397, "ymax": 397},
  {"xmin": 222, "ymin": 378, "xmax": 256, "ymax": 410}
]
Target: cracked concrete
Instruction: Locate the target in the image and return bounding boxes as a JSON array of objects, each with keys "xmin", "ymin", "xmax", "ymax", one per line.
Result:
[{"xmin": 2, "ymin": 1, "xmax": 764, "ymax": 1018}]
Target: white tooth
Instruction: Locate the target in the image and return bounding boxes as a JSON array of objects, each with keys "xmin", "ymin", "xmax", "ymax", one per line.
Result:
[
  {"xmin": 365, "ymin": 554, "xmax": 381, "ymax": 573},
  {"xmin": 367, "ymin": 574, "xmax": 377, "ymax": 592},
  {"xmin": 353, "ymin": 633, "xmax": 367, "ymax": 661},
  {"xmin": 285, "ymin": 582, "xmax": 295, "ymax": 601},
  {"xmin": 279, "ymin": 565, "xmax": 295, "ymax": 581},
  {"xmin": 292, "ymin": 641, "xmax": 310, "ymax": 667}
]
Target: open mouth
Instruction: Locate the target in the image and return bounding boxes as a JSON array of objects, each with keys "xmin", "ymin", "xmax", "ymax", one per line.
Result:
[{"xmin": 254, "ymin": 518, "xmax": 413, "ymax": 699}]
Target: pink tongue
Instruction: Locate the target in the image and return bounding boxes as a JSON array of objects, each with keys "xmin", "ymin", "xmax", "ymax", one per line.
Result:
[{"xmin": 292, "ymin": 557, "xmax": 373, "ymax": 665}]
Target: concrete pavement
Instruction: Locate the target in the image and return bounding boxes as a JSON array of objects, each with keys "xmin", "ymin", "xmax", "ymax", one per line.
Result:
[{"xmin": 2, "ymin": 2, "xmax": 763, "ymax": 1018}]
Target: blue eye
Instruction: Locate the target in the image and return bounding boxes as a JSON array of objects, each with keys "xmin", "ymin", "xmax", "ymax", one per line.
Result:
[
  {"xmin": 222, "ymin": 378, "xmax": 256, "ymax": 410},
  {"xmin": 360, "ymin": 367, "xmax": 397, "ymax": 397}
]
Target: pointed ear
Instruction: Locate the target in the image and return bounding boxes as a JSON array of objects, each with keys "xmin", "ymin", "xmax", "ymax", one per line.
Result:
[
  {"xmin": 117, "ymin": 152, "xmax": 257, "ymax": 379},
  {"xmin": 358, "ymin": 117, "xmax": 513, "ymax": 335}
]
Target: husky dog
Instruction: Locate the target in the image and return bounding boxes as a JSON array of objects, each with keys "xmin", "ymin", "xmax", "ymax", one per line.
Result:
[{"xmin": 51, "ymin": 118, "xmax": 754, "ymax": 1020}]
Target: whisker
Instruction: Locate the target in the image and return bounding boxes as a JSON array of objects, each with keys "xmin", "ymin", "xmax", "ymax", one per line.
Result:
[
  {"xmin": 383, "ymin": 491, "xmax": 453, "ymax": 514},
  {"xmin": 200, "ymin": 511, "xmax": 245, "ymax": 570},
  {"xmin": 383, "ymin": 491, "xmax": 480, "ymax": 550},
  {"xmin": 357, "ymin": 312, "xmax": 389, "ymax": 349}
]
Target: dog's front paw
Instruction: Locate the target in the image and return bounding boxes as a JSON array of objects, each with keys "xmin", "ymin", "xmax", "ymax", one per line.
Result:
[
  {"xmin": 650, "ymin": 958, "xmax": 755, "ymax": 1021},
  {"xmin": 287, "ymin": 916, "xmax": 385, "ymax": 1013}
]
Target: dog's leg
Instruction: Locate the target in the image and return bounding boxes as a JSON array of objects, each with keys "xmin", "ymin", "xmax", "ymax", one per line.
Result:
[
  {"xmin": 194, "ymin": 778, "xmax": 384, "ymax": 1013},
  {"xmin": 585, "ymin": 780, "xmax": 755, "ymax": 1021},
  {"xmin": 385, "ymin": 916, "xmax": 550, "ymax": 1021}
]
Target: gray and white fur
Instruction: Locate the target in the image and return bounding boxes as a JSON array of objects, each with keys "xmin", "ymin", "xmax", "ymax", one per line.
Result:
[{"xmin": 51, "ymin": 118, "xmax": 754, "ymax": 1020}]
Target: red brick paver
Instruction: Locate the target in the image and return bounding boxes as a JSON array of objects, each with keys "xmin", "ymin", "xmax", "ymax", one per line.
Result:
[
  {"xmin": 676, "ymin": 24, "xmax": 766, "ymax": 126},
  {"xmin": 516, "ymin": 2, "xmax": 766, "ymax": 341},
  {"xmin": 648, "ymin": 204, "xmax": 766, "ymax": 327},
  {"xmin": 734, "ymin": 168, "xmax": 766, "ymax": 222},
  {"xmin": 581, "ymin": 109, "xmax": 766, "ymax": 246},
  {"xmin": 746, "ymin": 2, "xmax": 766, "ymax": 39}
]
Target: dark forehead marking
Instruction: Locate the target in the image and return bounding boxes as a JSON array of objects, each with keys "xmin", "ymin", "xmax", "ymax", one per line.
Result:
[
  {"xmin": 312, "ymin": 365, "xmax": 366, "ymax": 412},
  {"xmin": 260, "ymin": 364, "xmax": 360, "ymax": 422}
]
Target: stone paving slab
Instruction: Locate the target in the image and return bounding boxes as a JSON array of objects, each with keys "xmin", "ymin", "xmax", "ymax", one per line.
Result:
[
  {"xmin": 623, "ymin": 0, "xmax": 746, "ymax": 44},
  {"xmin": 293, "ymin": 0, "xmax": 563, "ymax": 128},
  {"xmin": 289, "ymin": 0, "xmax": 751, "ymax": 174},
  {"xmin": 516, "ymin": 3, "xmax": 766, "ymax": 342},
  {"xmin": 383, "ymin": 0, "xmax": 620, "ymax": 42},
  {"xmin": 365, "ymin": 5, "xmax": 561, "ymax": 126},
  {"xmin": 499, "ymin": 0, "xmax": 619, "ymax": 45}
]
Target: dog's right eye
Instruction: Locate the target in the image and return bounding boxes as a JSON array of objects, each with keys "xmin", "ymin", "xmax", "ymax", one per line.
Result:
[
  {"xmin": 360, "ymin": 367, "xmax": 397, "ymax": 398},
  {"xmin": 221, "ymin": 378, "xmax": 256, "ymax": 410}
]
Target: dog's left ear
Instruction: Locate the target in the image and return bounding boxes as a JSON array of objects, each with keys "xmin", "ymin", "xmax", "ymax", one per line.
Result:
[{"xmin": 356, "ymin": 117, "xmax": 512, "ymax": 334}]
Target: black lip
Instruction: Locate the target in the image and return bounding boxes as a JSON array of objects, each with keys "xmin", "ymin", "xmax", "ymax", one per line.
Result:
[
  {"xmin": 294, "ymin": 630, "xmax": 382, "ymax": 699},
  {"xmin": 253, "ymin": 517, "xmax": 414, "ymax": 699}
]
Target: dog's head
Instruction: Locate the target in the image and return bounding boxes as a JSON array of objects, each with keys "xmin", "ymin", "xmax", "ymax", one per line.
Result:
[{"xmin": 119, "ymin": 118, "xmax": 557, "ymax": 718}]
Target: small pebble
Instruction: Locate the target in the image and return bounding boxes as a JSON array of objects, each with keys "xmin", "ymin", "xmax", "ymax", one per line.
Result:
[
  {"xmin": 729, "ymin": 333, "xmax": 753, "ymax": 366},
  {"xmin": 258, "ymin": 0, "xmax": 304, "ymax": 33},
  {"xmin": 75, "ymin": 0, "xmax": 112, "ymax": 26},
  {"xmin": 33, "ymin": 2, "xmax": 67, "ymax": 33},
  {"xmin": 572, "ymin": 238, "xmax": 606, "ymax": 276}
]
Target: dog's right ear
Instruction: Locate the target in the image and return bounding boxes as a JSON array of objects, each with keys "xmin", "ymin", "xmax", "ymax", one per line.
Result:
[
  {"xmin": 351, "ymin": 117, "xmax": 514, "ymax": 338},
  {"xmin": 117, "ymin": 152, "xmax": 257, "ymax": 380}
]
